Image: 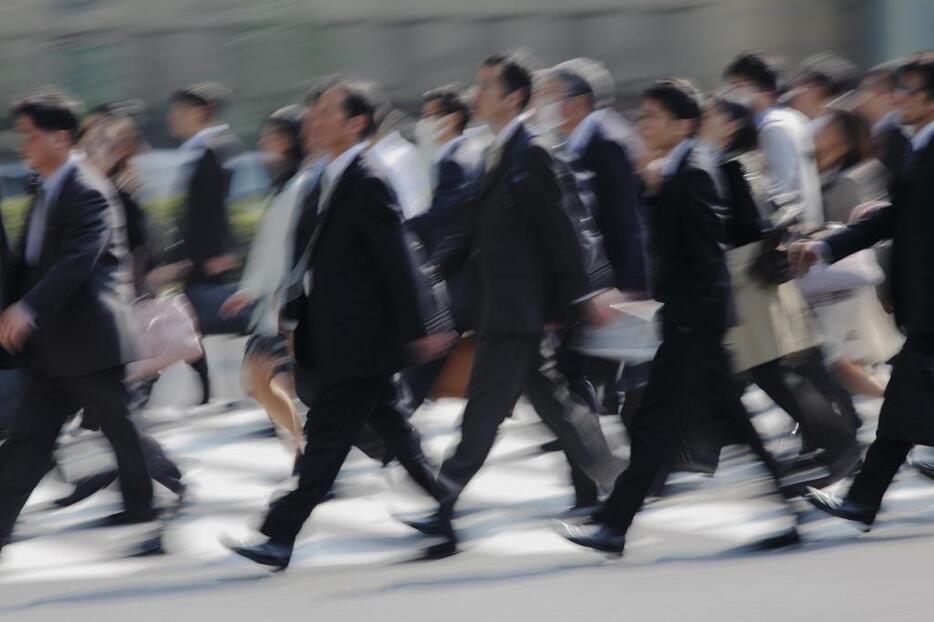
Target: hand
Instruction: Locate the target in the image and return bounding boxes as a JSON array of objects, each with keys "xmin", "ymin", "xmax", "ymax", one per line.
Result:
[
  {"xmin": 0, "ymin": 303, "xmax": 35, "ymax": 353},
  {"xmin": 788, "ymin": 240, "xmax": 821, "ymax": 276},
  {"xmin": 220, "ymin": 291, "xmax": 255, "ymax": 318},
  {"xmin": 145, "ymin": 260, "xmax": 193, "ymax": 289},
  {"xmin": 580, "ymin": 291, "xmax": 624, "ymax": 328},
  {"xmin": 408, "ymin": 332, "xmax": 457, "ymax": 363},
  {"xmin": 848, "ymin": 200, "xmax": 889, "ymax": 224},
  {"xmin": 204, "ymin": 254, "xmax": 239, "ymax": 276},
  {"xmin": 639, "ymin": 159, "xmax": 665, "ymax": 196}
]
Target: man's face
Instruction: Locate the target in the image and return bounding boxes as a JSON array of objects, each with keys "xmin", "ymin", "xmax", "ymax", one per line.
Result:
[
  {"xmin": 16, "ymin": 115, "xmax": 69, "ymax": 172},
  {"xmin": 788, "ymin": 80, "xmax": 828, "ymax": 120},
  {"xmin": 420, "ymin": 98, "xmax": 458, "ymax": 139},
  {"xmin": 301, "ymin": 104, "xmax": 321, "ymax": 155},
  {"xmin": 898, "ymin": 72, "xmax": 934, "ymax": 127},
  {"xmin": 474, "ymin": 64, "xmax": 510, "ymax": 124},
  {"xmin": 315, "ymin": 87, "xmax": 362, "ymax": 153},
  {"xmin": 167, "ymin": 102, "xmax": 200, "ymax": 140},
  {"xmin": 639, "ymin": 98, "xmax": 684, "ymax": 153},
  {"xmin": 857, "ymin": 76, "xmax": 895, "ymax": 121}
]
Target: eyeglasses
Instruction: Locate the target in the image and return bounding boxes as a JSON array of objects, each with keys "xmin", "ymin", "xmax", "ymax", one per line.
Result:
[{"xmin": 895, "ymin": 84, "xmax": 924, "ymax": 96}]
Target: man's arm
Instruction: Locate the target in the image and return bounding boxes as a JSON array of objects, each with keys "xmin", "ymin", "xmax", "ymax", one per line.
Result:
[
  {"xmin": 183, "ymin": 149, "xmax": 230, "ymax": 267},
  {"xmin": 23, "ymin": 188, "xmax": 110, "ymax": 324},
  {"xmin": 589, "ymin": 140, "xmax": 649, "ymax": 293},
  {"xmin": 357, "ymin": 175, "xmax": 426, "ymax": 343},
  {"xmin": 408, "ymin": 159, "xmax": 470, "ymax": 250},
  {"xmin": 680, "ymin": 168, "xmax": 727, "ymax": 289}
]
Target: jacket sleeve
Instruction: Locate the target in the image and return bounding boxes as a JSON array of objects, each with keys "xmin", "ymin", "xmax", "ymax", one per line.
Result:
[
  {"xmin": 408, "ymin": 159, "xmax": 470, "ymax": 251},
  {"xmin": 680, "ymin": 168, "xmax": 727, "ymax": 291},
  {"xmin": 357, "ymin": 175, "xmax": 426, "ymax": 342},
  {"xmin": 589, "ymin": 140, "xmax": 649, "ymax": 293},
  {"xmin": 181, "ymin": 149, "xmax": 230, "ymax": 266},
  {"xmin": 517, "ymin": 145, "xmax": 592, "ymax": 303},
  {"xmin": 23, "ymin": 187, "xmax": 110, "ymax": 324},
  {"xmin": 824, "ymin": 204, "xmax": 895, "ymax": 263}
]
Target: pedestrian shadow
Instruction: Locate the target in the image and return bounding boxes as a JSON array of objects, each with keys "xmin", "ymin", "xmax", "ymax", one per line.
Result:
[
  {"xmin": 0, "ymin": 572, "xmax": 273, "ymax": 614},
  {"xmin": 642, "ymin": 528, "xmax": 934, "ymax": 568},
  {"xmin": 326, "ymin": 559, "xmax": 602, "ymax": 598}
]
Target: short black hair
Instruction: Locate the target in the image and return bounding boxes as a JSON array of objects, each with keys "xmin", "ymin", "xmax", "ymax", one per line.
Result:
[
  {"xmin": 11, "ymin": 90, "xmax": 82, "ymax": 142},
  {"xmin": 169, "ymin": 81, "xmax": 231, "ymax": 114},
  {"xmin": 724, "ymin": 52, "xmax": 779, "ymax": 93},
  {"xmin": 823, "ymin": 108, "xmax": 872, "ymax": 170},
  {"xmin": 710, "ymin": 92, "xmax": 758, "ymax": 154},
  {"xmin": 264, "ymin": 104, "xmax": 306, "ymax": 163},
  {"xmin": 329, "ymin": 78, "xmax": 381, "ymax": 139},
  {"xmin": 897, "ymin": 52, "xmax": 934, "ymax": 99},
  {"xmin": 483, "ymin": 54, "xmax": 533, "ymax": 110},
  {"xmin": 862, "ymin": 59, "xmax": 904, "ymax": 92},
  {"xmin": 794, "ymin": 53, "xmax": 859, "ymax": 98},
  {"xmin": 554, "ymin": 69, "xmax": 595, "ymax": 108},
  {"xmin": 423, "ymin": 85, "xmax": 472, "ymax": 133},
  {"xmin": 642, "ymin": 79, "xmax": 703, "ymax": 136}
]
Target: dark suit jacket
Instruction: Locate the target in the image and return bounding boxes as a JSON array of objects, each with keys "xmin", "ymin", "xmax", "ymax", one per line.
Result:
[
  {"xmin": 824, "ymin": 138, "xmax": 934, "ymax": 336},
  {"xmin": 291, "ymin": 155, "xmax": 426, "ymax": 381},
  {"xmin": 408, "ymin": 144, "xmax": 476, "ymax": 253},
  {"xmin": 407, "ymin": 142, "xmax": 478, "ymax": 329},
  {"xmin": 719, "ymin": 156, "xmax": 766, "ymax": 248},
  {"xmin": 176, "ymin": 127, "xmax": 244, "ymax": 285},
  {"xmin": 578, "ymin": 127, "xmax": 650, "ymax": 293},
  {"xmin": 0, "ymin": 202, "xmax": 16, "ymax": 369},
  {"xmin": 874, "ymin": 123, "xmax": 912, "ymax": 191},
  {"xmin": 433, "ymin": 123, "xmax": 591, "ymax": 335},
  {"xmin": 649, "ymin": 146, "xmax": 733, "ymax": 334},
  {"xmin": 11, "ymin": 162, "xmax": 138, "ymax": 377}
]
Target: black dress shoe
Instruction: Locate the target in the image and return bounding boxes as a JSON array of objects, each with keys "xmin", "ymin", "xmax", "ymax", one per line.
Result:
[
  {"xmin": 98, "ymin": 509, "xmax": 161, "ymax": 527},
  {"xmin": 225, "ymin": 539, "xmax": 293, "ymax": 570},
  {"xmin": 805, "ymin": 487, "xmax": 874, "ymax": 531},
  {"xmin": 402, "ymin": 510, "xmax": 453, "ymax": 538},
  {"xmin": 539, "ymin": 439, "xmax": 563, "ymax": 454},
  {"xmin": 737, "ymin": 528, "xmax": 802, "ymax": 553},
  {"xmin": 555, "ymin": 520, "xmax": 625, "ymax": 557},
  {"xmin": 911, "ymin": 460, "xmax": 934, "ymax": 481}
]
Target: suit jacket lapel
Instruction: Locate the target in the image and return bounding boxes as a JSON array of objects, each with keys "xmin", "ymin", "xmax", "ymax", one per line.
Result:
[{"xmin": 476, "ymin": 124, "xmax": 525, "ymax": 200}]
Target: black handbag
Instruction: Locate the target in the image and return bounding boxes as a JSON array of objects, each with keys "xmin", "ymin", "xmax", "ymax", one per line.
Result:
[{"xmin": 748, "ymin": 227, "xmax": 793, "ymax": 286}]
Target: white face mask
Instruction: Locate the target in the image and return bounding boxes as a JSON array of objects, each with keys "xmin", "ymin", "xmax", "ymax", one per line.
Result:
[
  {"xmin": 538, "ymin": 101, "xmax": 565, "ymax": 134},
  {"xmin": 414, "ymin": 117, "xmax": 444, "ymax": 161}
]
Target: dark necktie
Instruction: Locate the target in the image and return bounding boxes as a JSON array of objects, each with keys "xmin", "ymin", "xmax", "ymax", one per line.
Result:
[{"xmin": 24, "ymin": 185, "xmax": 48, "ymax": 266}]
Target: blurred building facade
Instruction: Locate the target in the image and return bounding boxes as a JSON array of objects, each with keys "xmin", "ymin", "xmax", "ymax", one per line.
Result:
[{"xmin": 0, "ymin": 0, "xmax": 930, "ymax": 154}]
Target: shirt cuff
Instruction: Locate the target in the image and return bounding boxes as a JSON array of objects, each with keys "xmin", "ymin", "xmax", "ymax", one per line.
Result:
[
  {"xmin": 814, "ymin": 241, "xmax": 832, "ymax": 264},
  {"xmin": 573, "ymin": 288, "xmax": 610, "ymax": 304},
  {"xmin": 17, "ymin": 302, "xmax": 37, "ymax": 328}
]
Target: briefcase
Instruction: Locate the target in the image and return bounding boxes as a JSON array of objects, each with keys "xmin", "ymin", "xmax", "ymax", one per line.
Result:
[{"xmin": 430, "ymin": 336, "xmax": 475, "ymax": 399}]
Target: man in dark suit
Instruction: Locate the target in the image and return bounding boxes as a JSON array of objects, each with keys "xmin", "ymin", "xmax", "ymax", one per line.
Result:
[
  {"xmin": 856, "ymin": 61, "xmax": 913, "ymax": 187},
  {"xmin": 157, "ymin": 82, "xmax": 246, "ymax": 403},
  {"xmin": 795, "ymin": 55, "xmax": 934, "ymax": 530},
  {"xmin": 0, "ymin": 92, "xmax": 155, "ymax": 555},
  {"xmin": 548, "ymin": 62, "xmax": 652, "ymax": 423},
  {"xmin": 559, "ymin": 80, "xmax": 800, "ymax": 556},
  {"xmin": 403, "ymin": 85, "xmax": 480, "ymax": 411},
  {"xmin": 226, "ymin": 79, "xmax": 452, "ymax": 570},
  {"xmin": 401, "ymin": 55, "xmax": 618, "ymax": 555}
]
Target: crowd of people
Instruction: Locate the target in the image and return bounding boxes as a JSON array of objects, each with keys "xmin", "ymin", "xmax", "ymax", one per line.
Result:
[{"xmin": 0, "ymin": 47, "xmax": 931, "ymax": 570}]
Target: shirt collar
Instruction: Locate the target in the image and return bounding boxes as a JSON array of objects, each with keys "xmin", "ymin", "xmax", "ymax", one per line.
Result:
[
  {"xmin": 911, "ymin": 120, "xmax": 934, "ymax": 153},
  {"xmin": 753, "ymin": 107, "xmax": 775, "ymax": 129},
  {"xmin": 180, "ymin": 124, "xmax": 230, "ymax": 151},
  {"xmin": 493, "ymin": 115, "xmax": 524, "ymax": 150},
  {"xmin": 435, "ymin": 135, "xmax": 464, "ymax": 165},
  {"xmin": 39, "ymin": 153, "xmax": 79, "ymax": 199},
  {"xmin": 662, "ymin": 139, "xmax": 695, "ymax": 178},
  {"xmin": 872, "ymin": 110, "xmax": 901, "ymax": 136},
  {"xmin": 324, "ymin": 142, "xmax": 368, "ymax": 187},
  {"xmin": 567, "ymin": 109, "xmax": 604, "ymax": 155}
]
